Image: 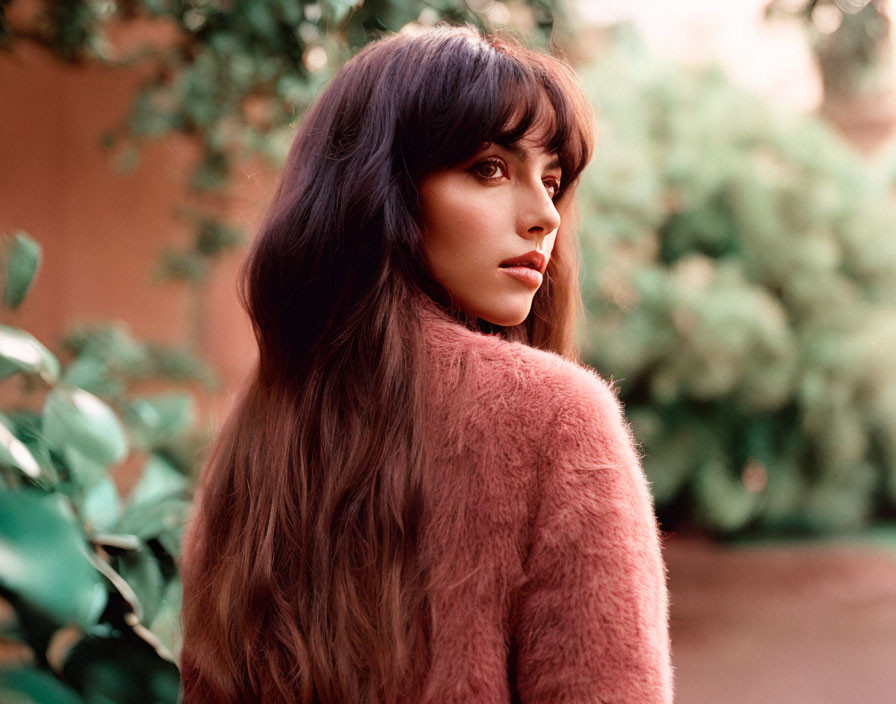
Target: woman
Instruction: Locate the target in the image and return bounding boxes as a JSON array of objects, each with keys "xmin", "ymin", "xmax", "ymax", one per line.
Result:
[{"xmin": 179, "ymin": 23, "xmax": 674, "ymax": 704}]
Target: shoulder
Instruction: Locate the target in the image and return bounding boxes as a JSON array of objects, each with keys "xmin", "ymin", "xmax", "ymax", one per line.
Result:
[
  {"xmin": 420, "ymin": 307, "xmax": 631, "ymax": 455},
  {"xmin": 509, "ymin": 338, "xmax": 624, "ymax": 434},
  {"xmin": 509, "ymin": 341, "xmax": 642, "ymax": 475},
  {"xmin": 420, "ymin": 307, "xmax": 657, "ymax": 546}
]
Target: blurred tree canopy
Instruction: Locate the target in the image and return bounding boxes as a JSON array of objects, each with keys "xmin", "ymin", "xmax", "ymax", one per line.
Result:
[{"xmin": 579, "ymin": 25, "xmax": 896, "ymax": 537}]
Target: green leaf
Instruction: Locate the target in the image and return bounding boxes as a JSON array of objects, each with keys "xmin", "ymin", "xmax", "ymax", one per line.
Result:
[
  {"xmin": 126, "ymin": 393, "xmax": 195, "ymax": 450},
  {"xmin": 77, "ymin": 477, "xmax": 122, "ymax": 534},
  {"xmin": 0, "ymin": 326, "xmax": 60, "ymax": 384},
  {"xmin": 0, "ymin": 667, "xmax": 85, "ymax": 704},
  {"xmin": 126, "ymin": 455, "xmax": 189, "ymax": 509},
  {"xmin": 1, "ymin": 232, "xmax": 42, "ymax": 310},
  {"xmin": 148, "ymin": 576, "xmax": 183, "ymax": 664},
  {"xmin": 60, "ymin": 324, "xmax": 148, "ymax": 373},
  {"xmin": 0, "ymin": 411, "xmax": 44, "ymax": 482},
  {"xmin": 60, "ymin": 355, "xmax": 123, "ymax": 399},
  {"xmin": 116, "ymin": 496, "xmax": 191, "ymax": 546},
  {"xmin": 142, "ymin": 345, "xmax": 218, "ymax": 388},
  {"xmin": 156, "ymin": 525, "xmax": 183, "ymax": 561},
  {"xmin": 0, "ymin": 410, "xmax": 58, "ymax": 489},
  {"xmin": 0, "ymin": 487, "xmax": 107, "ymax": 628},
  {"xmin": 116, "ymin": 550, "xmax": 165, "ymax": 625},
  {"xmin": 42, "ymin": 385, "xmax": 128, "ymax": 468},
  {"xmin": 60, "ymin": 447, "xmax": 108, "ymax": 491}
]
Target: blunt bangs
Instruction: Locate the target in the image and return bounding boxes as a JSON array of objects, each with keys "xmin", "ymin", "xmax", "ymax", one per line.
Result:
[{"xmin": 394, "ymin": 26, "xmax": 594, "ymax": 201}]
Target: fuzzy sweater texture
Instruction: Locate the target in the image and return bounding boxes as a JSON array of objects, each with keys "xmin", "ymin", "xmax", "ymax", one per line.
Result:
[
  {"xmin": 411, "ymin": 301, "xmax": 674, "ymax": 704},
  {"xmin": 181, "ymin": 299, "xmax": 675, "ymax": 703}
]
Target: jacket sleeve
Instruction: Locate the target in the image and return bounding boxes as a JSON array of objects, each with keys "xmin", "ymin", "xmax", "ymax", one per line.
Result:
[{"xmin": 512, "ymin": 366, "xmax": 674, "ymax": 704}]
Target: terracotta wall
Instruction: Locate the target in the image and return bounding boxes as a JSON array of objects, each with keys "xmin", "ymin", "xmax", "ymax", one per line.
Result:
[{"xmin": 0, "ymin": 31, "xmax": 282, "ymax": 427}]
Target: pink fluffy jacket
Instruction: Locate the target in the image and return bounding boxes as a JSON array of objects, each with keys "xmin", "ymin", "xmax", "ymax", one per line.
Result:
[{"xmin": 413, "ymin": 299, "xmax": 675, "ymax": 703}]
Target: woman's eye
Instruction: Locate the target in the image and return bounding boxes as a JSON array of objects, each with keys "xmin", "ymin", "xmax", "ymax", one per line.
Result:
[
  {"xmin": 544, "ymin": 179, "xmax": 561, "ymax": 200},
  {"xmin": 474, "ymin": 159, "xmax": 506, "ymax": 181}
]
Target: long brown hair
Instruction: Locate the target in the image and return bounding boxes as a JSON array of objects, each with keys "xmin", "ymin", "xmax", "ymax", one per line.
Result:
[{"xmin": 179, "ymin": 23, "xmax": 595, "ymax": 703}]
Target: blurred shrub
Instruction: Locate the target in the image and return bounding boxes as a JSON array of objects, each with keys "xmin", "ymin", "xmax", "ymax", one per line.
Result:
[
  {"xmin": 578, "ymin": 26, "xmax": 896, "ymax": 537},
  {"xmin": 0, "ymin": 232, "xmax": 210, "ymax": 704}
]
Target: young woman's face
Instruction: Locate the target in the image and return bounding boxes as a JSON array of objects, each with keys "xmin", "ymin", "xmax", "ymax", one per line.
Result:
[{"xmin": 418, "ymin": 134, "xmax": 562, "ymax": 327}]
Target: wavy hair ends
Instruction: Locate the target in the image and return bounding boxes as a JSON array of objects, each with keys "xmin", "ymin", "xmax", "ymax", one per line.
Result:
[{"xmin": 179, "ymin": 23, "xmax": 595, "ymax": 704}]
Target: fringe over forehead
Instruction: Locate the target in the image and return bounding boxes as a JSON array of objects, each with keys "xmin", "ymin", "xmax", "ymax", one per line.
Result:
[{"xmin": 379, "ymin": 25, "xmax": 596, "ymax": 201}]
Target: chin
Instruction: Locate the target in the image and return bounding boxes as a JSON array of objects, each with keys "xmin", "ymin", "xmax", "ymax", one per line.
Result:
[
  {"xmin": 453, "ymin": 290, "xmax": 534, "ymax": 328},
  {"xmin": 478, "ymin": 305, "xmax": 531, "ymax": 328}
]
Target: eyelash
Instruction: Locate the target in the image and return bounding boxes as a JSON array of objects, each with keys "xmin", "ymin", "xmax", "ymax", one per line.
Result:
[{"xmin": 472, "ymin": 157, "xmax": 561, "ymax": 200}]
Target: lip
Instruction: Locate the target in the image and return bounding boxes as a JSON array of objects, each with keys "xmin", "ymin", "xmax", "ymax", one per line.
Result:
[
  {"xmin": 501, "ymin": 266, "xmax": 543, "ymax": 288},
  {"xmin": 498, "ymin": 250, "xmax": 547, "ymax": 275}
]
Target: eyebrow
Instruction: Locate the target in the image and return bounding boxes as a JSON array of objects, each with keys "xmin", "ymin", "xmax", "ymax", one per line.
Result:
[{"xmin": 495, "ymin": 142, "xmax": 562, "ymax": 172}]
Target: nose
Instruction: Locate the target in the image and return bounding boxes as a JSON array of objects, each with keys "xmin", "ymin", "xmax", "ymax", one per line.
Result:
[{"xmin": 519, "ymin": 183, "xmax": 561, "ymax": 244}]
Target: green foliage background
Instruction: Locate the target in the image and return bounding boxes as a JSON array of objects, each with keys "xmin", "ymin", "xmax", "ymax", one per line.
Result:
[
  {"xmin": 577, "ymin": 26, "xmax": 896, "ymax": 536},
  {"xmin": 0, "ymin": 232, "xmax": 203, "ymax": 703}
]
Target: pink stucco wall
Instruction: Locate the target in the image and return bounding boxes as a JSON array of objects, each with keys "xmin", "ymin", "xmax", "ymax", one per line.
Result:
[{"xmin": 0, "ymin": 32, "xmax": 279, "ymax": 427}]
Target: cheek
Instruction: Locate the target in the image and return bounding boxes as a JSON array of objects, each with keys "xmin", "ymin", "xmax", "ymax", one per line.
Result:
[{"xmin": 420, "ymin": 181, "xmax": 499, "ymax": 272}]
